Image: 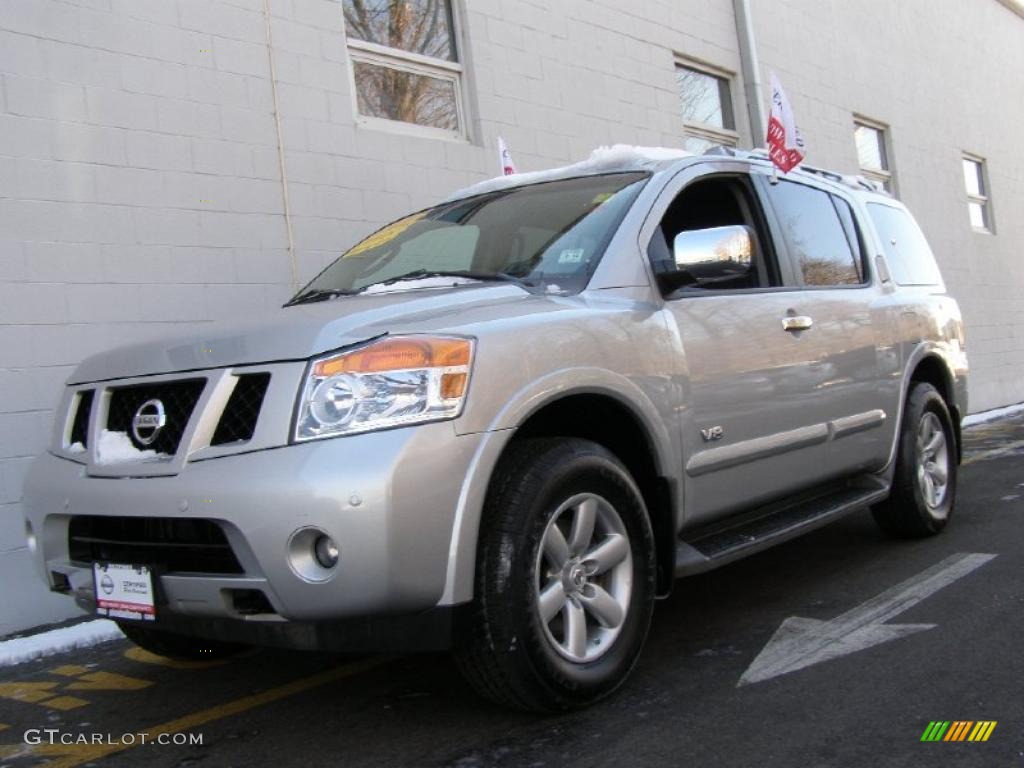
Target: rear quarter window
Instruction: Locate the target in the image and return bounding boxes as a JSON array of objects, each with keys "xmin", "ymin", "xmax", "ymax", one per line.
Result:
[{"xmin": 867, "ymin": 203, "xmax": 943, "ymax": 286}]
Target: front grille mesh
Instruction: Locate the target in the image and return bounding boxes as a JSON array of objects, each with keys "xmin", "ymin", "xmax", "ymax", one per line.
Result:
[
  {"xmin": 107, "ymin": 380, "xmax": 206, "ymax": 454},
  {"xmin": 211, "ymin": 373, "xmax": 271, "ymax": 446},
  {"xmin": 68, "ymin": 515, "xmax": 243, "ymax": 575},
  {"xmin": 70, "ymin": 390, "xmax": 94, "ymax": 448}
]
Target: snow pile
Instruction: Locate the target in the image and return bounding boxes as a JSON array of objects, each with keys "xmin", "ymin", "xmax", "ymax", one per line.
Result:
[
  {"xmin": 68, "ymin": 442, "xmax": 86, "ymax": 453},
  {"xmin": 0, "ymin": 620, "xmax": 124, "ymax": 667},
  {"xmin": 963, "ymin": 401, "xmax": 1024, "ymax": 427},
  {"xmin": 446, "ymin": 144, "xmax": 692, "ymax": 201},
  {"xmin": 95, "ymin": 430, "xmax": 162, "ymax": 464}
]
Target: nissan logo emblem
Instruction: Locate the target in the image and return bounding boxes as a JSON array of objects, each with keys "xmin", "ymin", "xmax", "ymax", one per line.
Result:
[{"xmin": 131, "ymin": 399, "xmax": 167, "ymax": 446}]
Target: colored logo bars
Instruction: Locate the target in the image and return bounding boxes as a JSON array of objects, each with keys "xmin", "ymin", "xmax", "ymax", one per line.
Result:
[{"xmin": 920, "ymin": 721, "xmax": 997, "ymax": 742}]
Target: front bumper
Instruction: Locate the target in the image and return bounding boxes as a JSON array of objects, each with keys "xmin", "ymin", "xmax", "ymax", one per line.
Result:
[{"xmin": 23, "ymin": 421, "xmax": 484, "ymax": 632}]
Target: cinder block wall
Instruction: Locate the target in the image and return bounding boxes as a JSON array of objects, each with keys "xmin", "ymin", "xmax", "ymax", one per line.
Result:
[{"xmin": 1, "ymin": 0, "xmax": 1022, "ymax": 634}]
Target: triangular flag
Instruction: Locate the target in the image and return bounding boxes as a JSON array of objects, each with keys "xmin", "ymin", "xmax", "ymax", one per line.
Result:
[
  {"xmin": 498, "ymin": 136, "xmax": 516, "ymax": 176},
  {"xmin": 766, "ymin": 72, "xmax": 805, "ymax": 174}
]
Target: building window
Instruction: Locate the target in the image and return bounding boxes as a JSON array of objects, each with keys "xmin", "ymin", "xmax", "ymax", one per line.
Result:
[
  {"xmin": 675, "ymin": 60, "xmax": 737, "ymax": 154},
  {"xmin": 853, "ymin": 119, "xmax": 894, "ymax": 192},
  {"xmin": 962, "ymin": 154, "xmax": 992, "ymax": 232},
  {"xmin": 343, "ymin": 0, "xmax": 464, "ymax": 137}
]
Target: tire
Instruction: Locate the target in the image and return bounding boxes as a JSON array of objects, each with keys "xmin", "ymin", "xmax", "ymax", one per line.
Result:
[
  {"xmin": 117, "ymin": 623, "xmax": 246, "ymax": 660},
  {"xmin": 455, "ymin": 438, "xmax": 656, "ymax": 713},
  {"xmin": 872, "ymin": 382, "xmax": 957, "ymax": 538}
]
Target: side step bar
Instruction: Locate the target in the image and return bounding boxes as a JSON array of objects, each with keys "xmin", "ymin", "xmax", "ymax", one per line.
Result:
[{"xmin": 675, "ymin": 477, "xmax": 889, "ymax": 577}]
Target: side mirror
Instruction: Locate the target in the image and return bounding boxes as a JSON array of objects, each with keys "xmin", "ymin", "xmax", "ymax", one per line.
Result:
[
  {"xmin": 675, "ymin": 224, "xmax": 757, "ymax": 272},
  {"xmin": 671, "ymin": 226, "xmax": 755, "ymax": 285}
]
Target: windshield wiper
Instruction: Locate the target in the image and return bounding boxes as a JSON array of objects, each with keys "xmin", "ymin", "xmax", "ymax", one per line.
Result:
[
  {"xmin": 283, "ymin": 287, "xmax": 359, "ymax": 307},
  {"xmin": 358, "ymin": 269, "xmax": 534, "ymax": 292}
]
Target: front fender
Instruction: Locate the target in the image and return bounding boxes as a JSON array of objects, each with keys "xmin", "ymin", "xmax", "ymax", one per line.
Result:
[{"xmin": 438, "ymin": 369, "xmax": 678, "ymax": 605}]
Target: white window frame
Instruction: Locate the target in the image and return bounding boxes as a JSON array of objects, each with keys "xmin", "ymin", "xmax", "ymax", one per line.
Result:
[
  {"xmin": 962, "ymin": 153, "xmax": 994, "ymax": 234},
  {"xmin": 344, "ymin": 4, "xmax": 467, "ymax": 142},
  {"xmin": 674, "ymin": 56, "xmax": 739, "ymax": 152},
  {"xmin": 853, "ymin": 117, "xmax": 895, "ymax": 194}
]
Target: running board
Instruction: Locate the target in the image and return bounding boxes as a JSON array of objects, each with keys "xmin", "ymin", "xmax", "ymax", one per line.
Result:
[{"xmin": 675, "ymin": 477, "xmax": 889, "ymax": 577}]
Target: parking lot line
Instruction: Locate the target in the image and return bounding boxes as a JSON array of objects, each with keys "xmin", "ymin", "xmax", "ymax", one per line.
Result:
[
  {"xmin": 123, "ymin": 646, "xmax": 229, "ymax": 669},
  {"xmin": 21, "ymin": 656, "xmax": 390, "ymax": 768}
]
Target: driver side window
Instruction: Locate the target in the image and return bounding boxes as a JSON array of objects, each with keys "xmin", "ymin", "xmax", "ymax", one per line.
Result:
[{"xmin": 648, "ymin": 175, "xmax": 777, "ymax": 294}]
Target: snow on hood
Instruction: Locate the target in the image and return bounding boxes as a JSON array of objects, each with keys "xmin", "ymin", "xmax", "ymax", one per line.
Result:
[{"xmin": 445, "ymin": 144, "xmax": 693, "ymax": 201}]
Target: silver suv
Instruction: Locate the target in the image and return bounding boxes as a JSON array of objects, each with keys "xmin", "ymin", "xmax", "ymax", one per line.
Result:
[{"xmin": 24, "ymin": 146, "xmax": 967, "ymax": 712}]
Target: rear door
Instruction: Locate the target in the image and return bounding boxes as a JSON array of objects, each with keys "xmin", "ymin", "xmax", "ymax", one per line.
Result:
[{"xmin": 758, "ymin": 177, "xmax": 895, "ymax": 479}]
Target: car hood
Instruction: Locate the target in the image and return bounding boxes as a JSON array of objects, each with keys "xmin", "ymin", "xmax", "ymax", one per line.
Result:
[{"xmin": 69, "ymin": 284, "xmax": 536, "ymax": 384}]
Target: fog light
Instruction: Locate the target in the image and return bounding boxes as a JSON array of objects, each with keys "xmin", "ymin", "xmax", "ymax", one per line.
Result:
[
  {"xmin": 25, "ymin": 520, "xmax": 36, "ymax": 555},
  {"xmin": 313, "ymin": 535, "xmax": 339, "ymax": 569}
]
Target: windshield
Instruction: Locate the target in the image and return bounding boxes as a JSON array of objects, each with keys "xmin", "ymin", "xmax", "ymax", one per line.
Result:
[{"xmin": 289, "ymin": 172, "xmax": 648, "ymax": 302}]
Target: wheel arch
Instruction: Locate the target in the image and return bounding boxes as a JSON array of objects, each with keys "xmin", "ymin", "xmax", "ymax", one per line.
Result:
[
  {"xmin": 440, "ymin": 380, "xmax": 679, "ymax": 606},
  {"xmin": 908, "ymin": 353, "xmax": 962, "ymax": 463},
  {"xmin": 511, "ymin": 392, "xmax": 678, "ymax": 596}
]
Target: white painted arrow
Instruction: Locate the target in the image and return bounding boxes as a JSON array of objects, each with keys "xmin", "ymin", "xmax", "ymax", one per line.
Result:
[{"xmin": 738, "ymin": 552, "xmax": 996, "ymax": 686}]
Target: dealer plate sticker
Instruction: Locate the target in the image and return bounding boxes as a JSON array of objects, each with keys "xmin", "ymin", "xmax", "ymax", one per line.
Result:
[{"xmin": 93, "ymin": 562, "xmax": 156, "ymax": 621}]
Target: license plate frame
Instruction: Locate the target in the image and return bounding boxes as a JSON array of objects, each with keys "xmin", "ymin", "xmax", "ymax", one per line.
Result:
[{"xmin": 93, "ymin": 562, "xmax": 157, "ymax": 622}]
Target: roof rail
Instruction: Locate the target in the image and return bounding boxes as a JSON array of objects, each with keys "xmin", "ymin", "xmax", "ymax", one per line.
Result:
[{"xmin": 701, "ymin": 146, "xmax": 891, "ymax": 196}]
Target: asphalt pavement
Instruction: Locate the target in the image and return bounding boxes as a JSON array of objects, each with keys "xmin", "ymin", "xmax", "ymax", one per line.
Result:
[{"xmin": 1, "ymin": 414, "xmax": 1023, "ymax": 768}]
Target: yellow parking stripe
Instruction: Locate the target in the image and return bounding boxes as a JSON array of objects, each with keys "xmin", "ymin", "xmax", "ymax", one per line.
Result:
[
  {"xmin": 123, "ymin": 646, "xmax": 229, "ymax": 669},
  {"xmin": 24, "ymin": 656, "xmax": 390, "ymax": 768},
  {"xmin": 41, "ymin": 695, "xmax": 91, "ymax": 711},
  {"xmin": 51, "ymin": 665, "xmax": 92, "ymax": 677},
  {"xmin": 0, "ymin": 681, "xmax": 62, "ymax": 704},
  {"xmin": 65, "ymin": 671, "xmax": 153, "ymax": 691},
  {"xmin": 980, "ymin": 721, "xmax": 997, "ymax": 741}
]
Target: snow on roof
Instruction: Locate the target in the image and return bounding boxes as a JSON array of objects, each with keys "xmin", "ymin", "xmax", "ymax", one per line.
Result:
[{"xmin": 445, "ymin": 144, "xmax": 693, "ymax": 201}]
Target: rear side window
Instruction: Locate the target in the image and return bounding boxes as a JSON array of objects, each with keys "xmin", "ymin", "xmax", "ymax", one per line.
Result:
[
  {"xmin": 867, "ymin": 203, "xmax": 943, "ymax": 286},
  {"xmin": 764, "ymin": 180, "xmax": 863, "ymax": 286}
]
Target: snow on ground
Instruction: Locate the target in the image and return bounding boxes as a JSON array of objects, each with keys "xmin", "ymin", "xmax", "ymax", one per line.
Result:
[
  {"xmin": 963, "ymin": 401, "xmax": 1024, "ymax": 427},
  {"xmin": 0, "ymin": 620, "xmax": 124, "ymax": 667}
]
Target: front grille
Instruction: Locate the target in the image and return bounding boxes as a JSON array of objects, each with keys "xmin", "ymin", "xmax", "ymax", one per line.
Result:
[
  {"xmin": 70, "ymin": 390, "xmax": 94, "ymax": 448},
  {"xmin": 211, "ymin": 373, "xmax": 271, "ymax": 446},
  {"xmin": 107, "ymin": 380, "xmax": 206, "ymax": 454},
  {"xmin": 68, "ymin": 515, "xmax": 243, "ymax": 575}
]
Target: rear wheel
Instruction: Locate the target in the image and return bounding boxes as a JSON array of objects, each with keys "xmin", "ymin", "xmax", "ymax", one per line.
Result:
[
  {"xmin": 455, "ymin": 438, "xmax": 656, "ymax": 712},
  {"xmin": 872, "ymin": 382, "xmax": 957, "ymax": 537},
  {"xmin": 117, "ymin": 623, "xmax": 245, "ymax": 660}
]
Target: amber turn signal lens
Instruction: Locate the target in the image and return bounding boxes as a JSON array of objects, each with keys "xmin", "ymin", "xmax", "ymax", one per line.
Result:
[
  {"xmin": 440, "ymin": 372, "xmax": 468, "ymax": 400},
  {"xmin": 313, "ymin": 337, "xmax": 472, "ymax": 376}
]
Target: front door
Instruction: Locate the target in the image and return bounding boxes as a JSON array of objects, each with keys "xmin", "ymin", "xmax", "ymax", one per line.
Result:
[{"xmin": 647, "ymin": 165, "xmax": 865, "ymax": 526}]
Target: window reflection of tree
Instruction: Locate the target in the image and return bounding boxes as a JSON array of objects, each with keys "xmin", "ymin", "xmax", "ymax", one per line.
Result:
[
  {"xmin": 677, "ymin": 68, "xmax": 724, "ymax": 127},
  {"xmin": 344, "ymin": 1, "xmax": 458, "ymax": 129}
]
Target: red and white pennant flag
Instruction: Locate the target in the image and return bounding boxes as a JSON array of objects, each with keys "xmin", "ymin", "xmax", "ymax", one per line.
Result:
[
  {"xmin": 766, "ymin": 72, "xmax": 805, "ymax": 174},
  {"xmin": 498, "ymin": 136, "xmax": 517, "ymax": 176}
]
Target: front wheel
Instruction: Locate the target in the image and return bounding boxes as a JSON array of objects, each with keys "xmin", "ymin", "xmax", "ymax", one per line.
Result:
[
  {"xmin": 872, "ymin": 382, "xmax": 957, "ymax": 538},
  {"xmin": 455, "ymin": 438, "xmax": 656, "ymax": 712}
]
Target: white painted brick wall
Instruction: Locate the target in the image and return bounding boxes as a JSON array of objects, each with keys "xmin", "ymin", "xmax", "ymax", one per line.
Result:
[
  {"xmin": 0, "ymin": 0, "xmax": 292, "ymax": 635},
  {"xmin": 1, "ymin": 0, "xmax": 1022, "ymax": 633}
]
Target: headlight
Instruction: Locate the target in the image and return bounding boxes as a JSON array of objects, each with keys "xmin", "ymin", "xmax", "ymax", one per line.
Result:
[{"xmin": 294, "ymin": 335, "xmax": 474, "ymax": 441}]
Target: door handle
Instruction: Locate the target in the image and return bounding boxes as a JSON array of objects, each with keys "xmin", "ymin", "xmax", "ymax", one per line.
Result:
[{"xmin": 782, "ymin": 315, "xmax": 813, "ymax": 332}]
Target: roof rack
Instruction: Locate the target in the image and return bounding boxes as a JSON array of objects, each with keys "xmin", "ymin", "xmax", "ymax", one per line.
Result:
[{"xmin": 701, "ymin": 146, "xmax": 891, "ymax": 196}]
